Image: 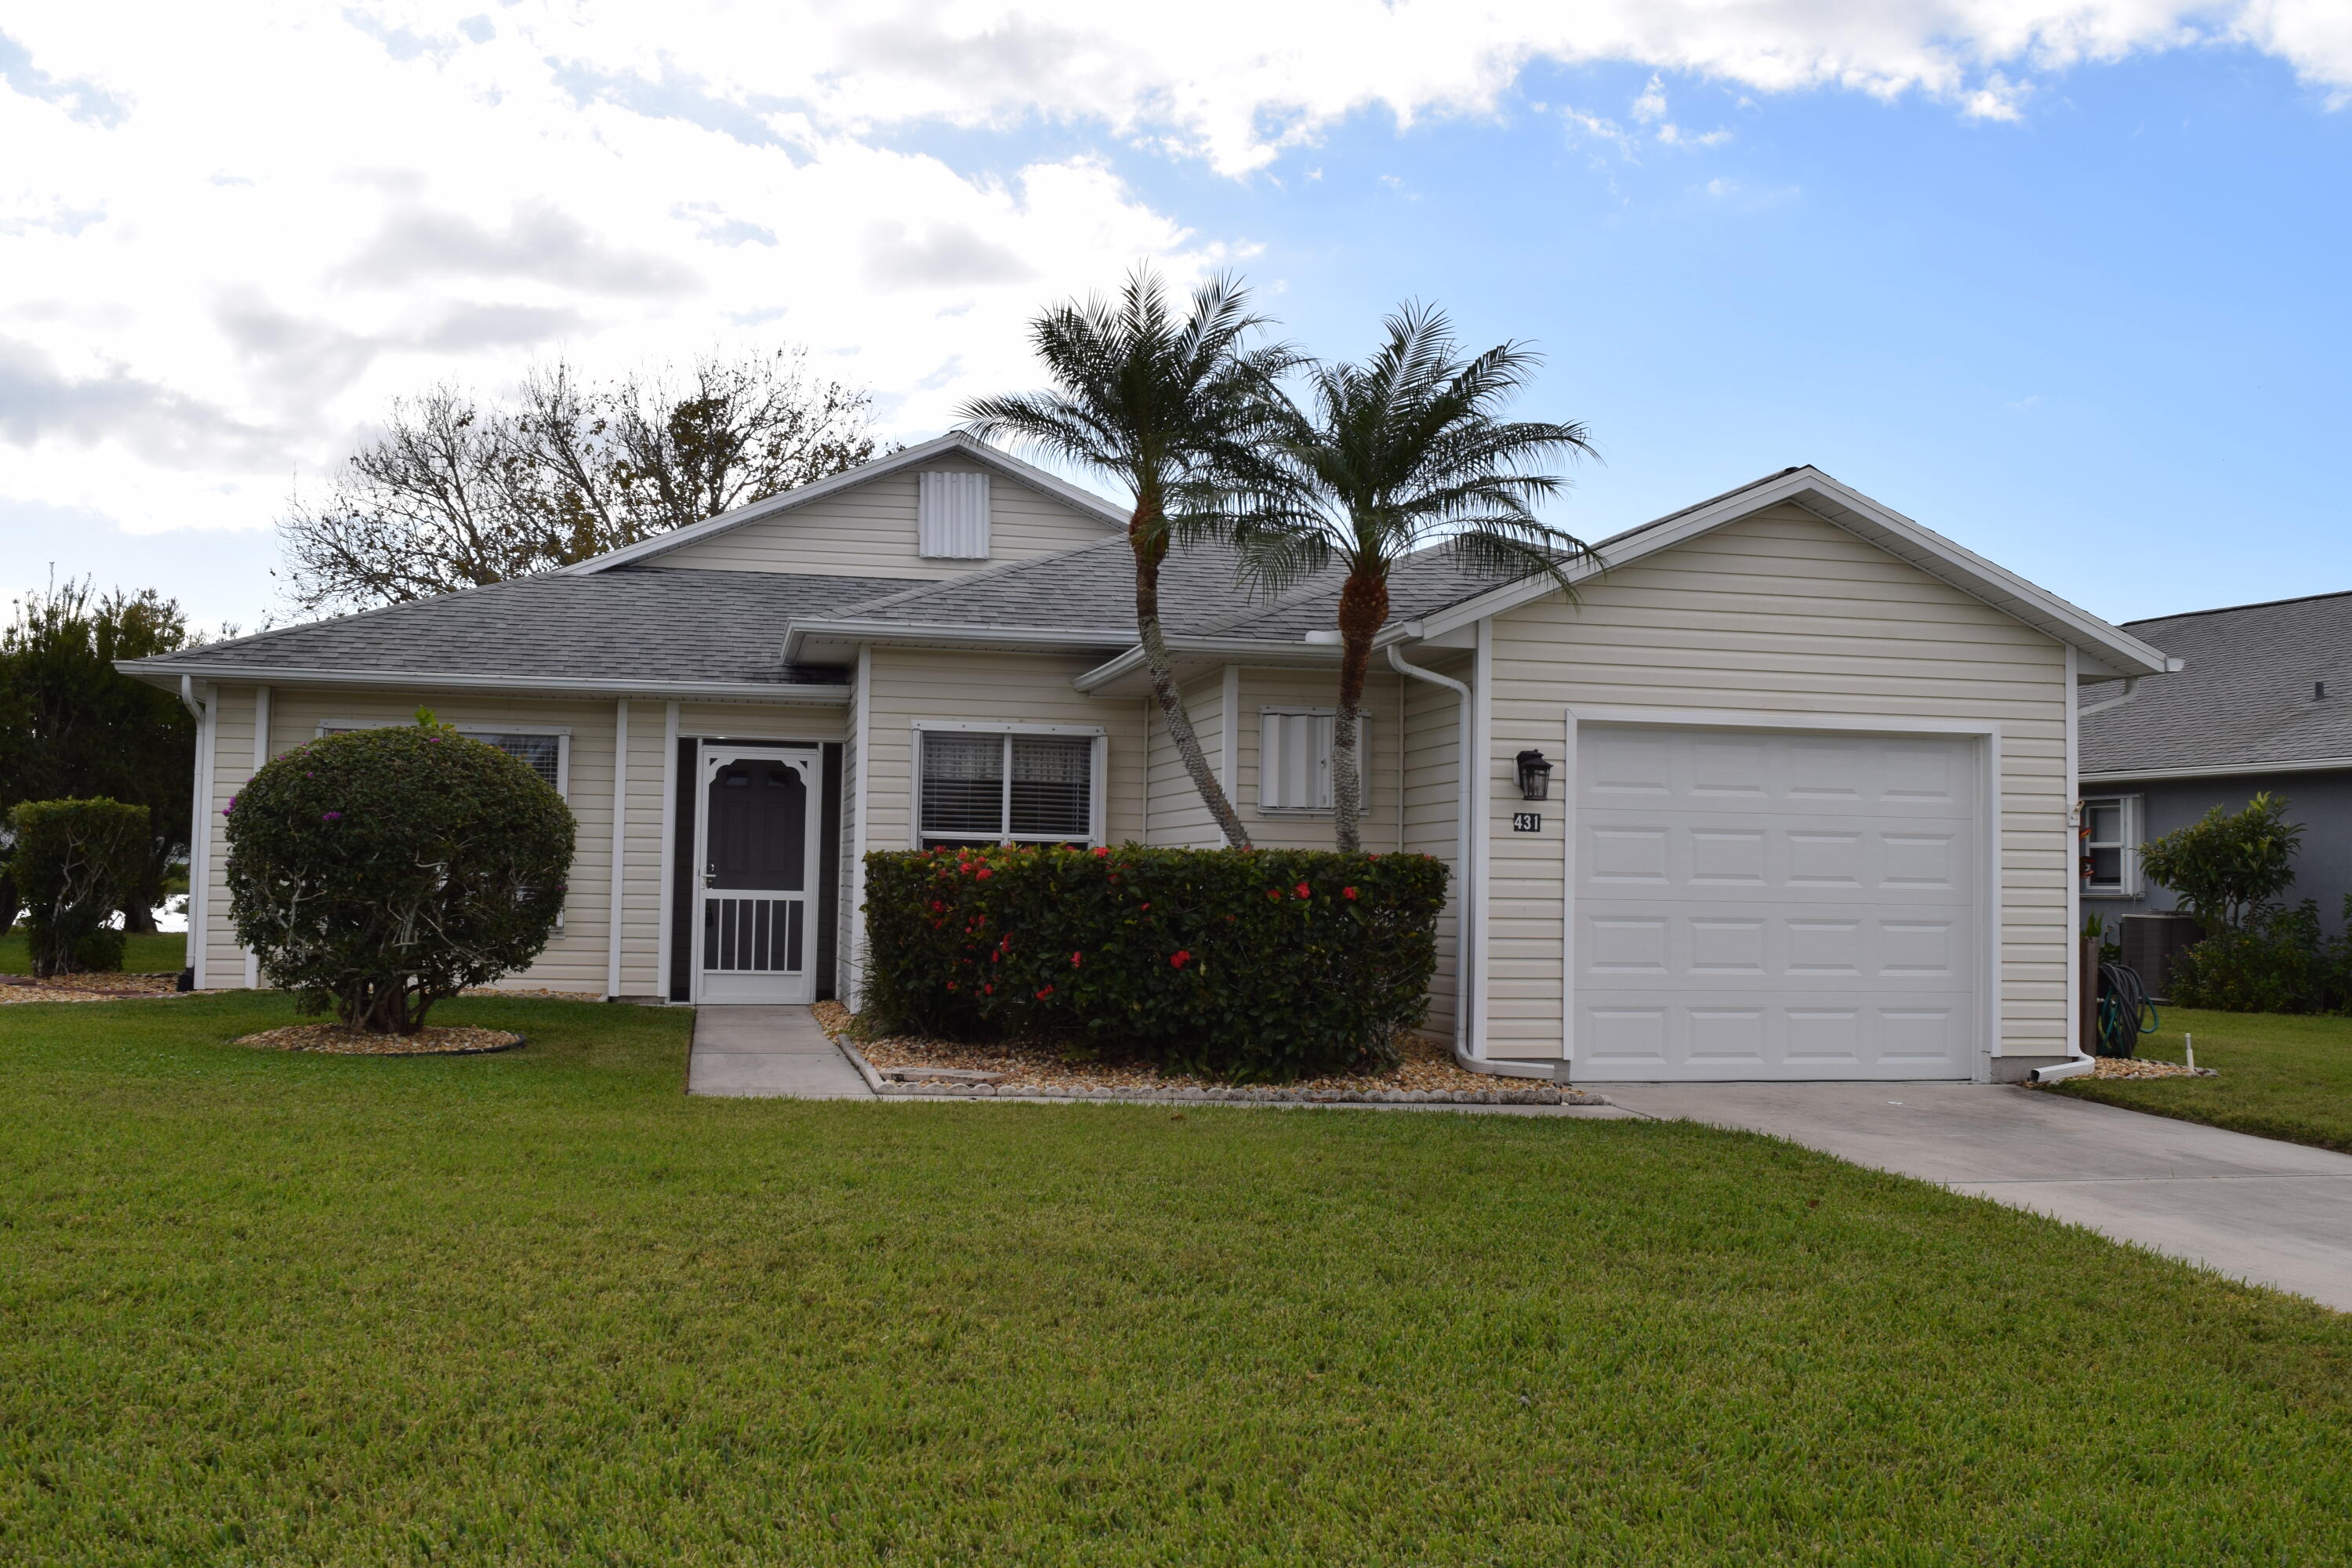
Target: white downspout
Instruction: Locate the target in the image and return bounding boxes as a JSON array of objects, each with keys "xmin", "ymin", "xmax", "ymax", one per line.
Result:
[
  {"xmin": 179, "ymin": 677, "xmax": 212, "ymax": 989},
  {"xmin": 607, "ymin": 698, "xmax": 629, "ymax": 1000},
  {"xmin": 1388, "ymin": 644, "xmax": 1474, "ymax": 1064},
  {"xmin": 245, "ymin": 685, "xmax": 269, "ymax": 989},
  {"xmin": 2034, "ymin": 644, "xmax": 2099, "ymax": 1083}
]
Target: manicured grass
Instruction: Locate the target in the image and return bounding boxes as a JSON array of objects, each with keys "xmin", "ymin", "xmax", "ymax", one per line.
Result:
[
  {"xmin": 0, "ymin": 929, "xmax": 184, "ymax": 976},
  {"xmin": 4, "ymin": 995, "xmax": 2350, "ymax": 1565},
  {"xmin": 2051, "ymin": 1007, "xmax": 2352, "ymax": 1155}
]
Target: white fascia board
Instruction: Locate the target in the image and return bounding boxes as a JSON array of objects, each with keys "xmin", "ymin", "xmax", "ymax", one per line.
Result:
[
  {"xmin": 2079, "ymin": 758, "xmax": 2352, "ymax": 785},
  {"xmin": 1070, "ymin": 637, "xmax": 1345, "ymax": 694},
  {"xmin": 116, "ymin": 661, "xmax": 849, "ymax": 705},
  {"xmin": 1403, "ymin": 468, "xmax": 2176, "ymax": 679},
  {"xmin": 782, "ymin": 619, "xmax": 1132, "ymax": 664},
  {"xmin": 564, "ymin": 432, "xmax": 1127, "ymax": 575}
]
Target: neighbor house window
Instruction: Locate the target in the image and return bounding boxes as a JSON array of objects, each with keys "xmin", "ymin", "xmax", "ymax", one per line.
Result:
[
  {"xmin": 318, "ymin": 723, "xmax": 569, "ymax": 797},
  {"xmin": 917, "ymin": 728, "xmax": 1096, "ymax": 847},
  {"xmin": 1258, "ymin": 707, "xmax": 1367, "ymax": 815},
  {"xmin": 2080, "ymin": 795, "xmax": 2140, "ymax": 896}
]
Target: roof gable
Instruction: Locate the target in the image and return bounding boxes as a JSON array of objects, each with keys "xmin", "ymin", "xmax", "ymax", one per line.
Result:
[{"xmin": 563, "ymin": 431, "xmax": 1127, "ymax": 576}]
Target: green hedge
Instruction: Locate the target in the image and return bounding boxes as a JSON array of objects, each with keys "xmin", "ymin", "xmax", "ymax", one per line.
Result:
[
  {"xmin": 9, "ymin": 797, "xmax": 150, "ymax": 977},
  {"xmin": 2167, "ymin": 900, "xmax": 2352, "ymax": 1014},
  {"xmin": 225, "ymin": 719, "xmax": 575, "ymax": 1033},
  {"xmin": 862, "ymin": 844, "xmax": 1447, "ymax": 1080}
]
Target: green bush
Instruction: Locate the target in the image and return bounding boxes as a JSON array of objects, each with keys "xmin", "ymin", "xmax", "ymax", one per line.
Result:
[
  {"xmin": 8, "ymin": 797, "xmax": 150, "ymax": 977},
  {"xmin": 862, "ymin": 844, "xmax": 1447, "ymax": 1080},
  {"xmin": 2140, "ymin": 793, "xmax": 2304, "ymax": 933},
  {"xmin": 2167, "ymin": 898, "xmax": 2352, "ymax": 1014},
  {"xmin": 224, "ymin": 718, "xmax": 575, "ymax": 1033}
]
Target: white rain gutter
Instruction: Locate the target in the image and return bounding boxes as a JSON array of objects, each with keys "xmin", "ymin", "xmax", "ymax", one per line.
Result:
[
  {"xmin": 2077, "ymin": 676, "xmax": 2145, "ymax": 719},
  {"xmin": 1387, "ymin": 645, "xmax": 1478, "ymax": 1068}
]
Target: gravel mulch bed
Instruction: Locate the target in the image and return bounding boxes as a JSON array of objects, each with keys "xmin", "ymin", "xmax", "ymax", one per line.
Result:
[
  {"xmin": 2092, "ymin": 1056, "xmax": 2218, "ymax": 1080},
  {"xmin": 234, "ymin": 1022, "xmax": 525, "ymax": 1056},
  {"xmin": 0, "ymin": 972, "xmax": 185, "ymax": 1005},
  {"xmin": 812, "ymin": 1002, "xmax": 1602, "ymax": 1106}
]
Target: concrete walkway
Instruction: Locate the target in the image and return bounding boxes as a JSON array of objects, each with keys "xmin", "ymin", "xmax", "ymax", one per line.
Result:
[
  {"xmin": 686, "ymin": 1006, "xmax": 874, "ymax": 1099},
  {"xmin": 1603, "ymin": 1081, "xmax": 2352, "ymax": 1312}
]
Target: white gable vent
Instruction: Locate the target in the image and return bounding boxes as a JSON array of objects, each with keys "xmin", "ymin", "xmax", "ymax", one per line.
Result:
[{"xmin": 917, "ymin": 470, "xmax": 991, "ymax": 559}]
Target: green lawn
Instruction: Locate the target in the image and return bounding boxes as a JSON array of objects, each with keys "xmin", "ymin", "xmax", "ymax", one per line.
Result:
[
  {"xmin": 0, "ymin": 929, "xmax": 184, "ymax": 976},
  {"xmin": 5, "ymin": 996, "xmax": 2350, "ymax": 1565},
  {"xmin": 2051, "ymin": 1007, "xmax": 2352, "ymax": 1156}
]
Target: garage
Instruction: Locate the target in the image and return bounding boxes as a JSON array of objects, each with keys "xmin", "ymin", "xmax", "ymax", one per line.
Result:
[{"xmin": 1568, "ymin": 721, "xmax": 1987, "ymax": 1082}]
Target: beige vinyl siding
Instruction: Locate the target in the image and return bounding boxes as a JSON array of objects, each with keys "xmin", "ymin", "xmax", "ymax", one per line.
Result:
[
  {"xmin": 1400, "ymin": 651, "xmax": 1472, "ymax": 1041},
  {"xmin": 1229, "ymin": 668, "xmax": 1405, "ymax": 851},
  {"xmin": 1483, "ymin": 503, "xmax": 2072, "ymax": 1062},
  {"xmin": 198, "ymin": 687, "xmax": 256, "ymax": 986},
  {"xmin": 862, "ymin": 648, "xmax": 1145, "ymax": 852},
  {"xmin": 1143, "ymin": 673, "xmax": 1225, "ymax": 847},
  {"xmin": 615, "ymin": 699, "xmax": 671, "ymax": 998},
  {"xmin": 652, "ymin": 466, "xmax": 1114, "ymax": 579}
]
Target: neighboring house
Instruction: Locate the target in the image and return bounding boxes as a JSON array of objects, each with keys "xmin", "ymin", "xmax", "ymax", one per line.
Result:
[
  {"xmin": 124, "ymin": 434, "xmax": 2173, "ymax": 1084},
  {"xmin": 2079, "ymin": 590, "xmax": 2352, "ymax": 928}
]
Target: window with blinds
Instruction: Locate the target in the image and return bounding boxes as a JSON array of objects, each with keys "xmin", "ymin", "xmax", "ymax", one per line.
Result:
[
  {"xmin": 918, "ymin": 731, "xmax": 1094, "ymax": 846},
  {"xmin": 1258, "ymin": 708, "xmax": 1367, "ymax": 814}
]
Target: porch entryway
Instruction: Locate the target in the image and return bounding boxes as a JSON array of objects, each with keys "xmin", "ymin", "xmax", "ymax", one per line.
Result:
[{"xmin": 694, "ymin": 743, "xmax": 822, "ymax": 1004}]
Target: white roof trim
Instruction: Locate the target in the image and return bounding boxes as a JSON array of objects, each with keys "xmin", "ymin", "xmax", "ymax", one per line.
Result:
[
  {"xmin": 1402, "ymin": 466, "xmax": 2176, "ymax": 679},
  {"xmin": 2080, "ymin": 758, "xmax": 2352, "ymax": 785},
  {"xmin": 562, "ymin": 431, "xmax": 1128, "ymax": 575},
  {"xmin": 116, "ymin": 661, "xmax": 850, "ymax": 705},
  {"xmin": 1070, "ymin": 637, "xmax": 1345, "ymax": 694}
]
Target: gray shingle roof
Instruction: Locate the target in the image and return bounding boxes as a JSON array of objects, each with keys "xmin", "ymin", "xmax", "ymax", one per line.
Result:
[
  {"xmin": 829, "ymin": 535, "xmax": 1283, "ymax": 637},
  {"xmin": 130, "ymin": 568, "xmax": 913, "ymax": 686},
  {"xmin": 2081, "ymin": 590, "xmax": 2352, "ymax": 776}
]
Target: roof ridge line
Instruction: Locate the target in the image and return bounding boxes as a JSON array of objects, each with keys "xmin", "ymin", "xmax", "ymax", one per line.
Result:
[{"xmin": 2123, "ymin": 587, "xmax": 2352, "ymax": 626}]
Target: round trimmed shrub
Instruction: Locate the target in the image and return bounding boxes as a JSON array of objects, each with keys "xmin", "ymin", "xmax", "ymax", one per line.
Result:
[
  {"xmin": 225, "ymin": 719, "xmax": 575, "ymax": 1033},
  {"xmin": 9, "ymin": 797, "xmax": 151, "ymax": 977}
]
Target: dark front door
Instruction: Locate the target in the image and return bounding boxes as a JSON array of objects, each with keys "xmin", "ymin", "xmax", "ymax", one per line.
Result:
[{"xmin": 696, "ymin": 746, "xmax": 818, "ymax": 1003}]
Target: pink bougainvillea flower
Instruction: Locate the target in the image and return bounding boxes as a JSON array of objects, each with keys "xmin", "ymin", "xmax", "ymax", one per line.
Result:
[
  {"xmin": 1170, "ymin": 950, "xmax": 1192, "ymax": 969},
  {"xmin": 322, "ymin": 811, "xmax": 343, "ymax": 822}
]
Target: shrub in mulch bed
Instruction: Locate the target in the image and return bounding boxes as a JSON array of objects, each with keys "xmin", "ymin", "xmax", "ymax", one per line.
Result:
[
  {"xmin": 862, "ymin": 843, "xmax": 1446, "ymax": 1082},
  {"xmin": 234, "ymin": 1023, "xmax": 524, "ymax": 1056}
]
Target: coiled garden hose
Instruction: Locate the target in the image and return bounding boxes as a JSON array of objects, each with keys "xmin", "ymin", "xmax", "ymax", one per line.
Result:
[{"xmin": 2092, "ymin": 960, "xmax": 2159, "ymax": 1058}]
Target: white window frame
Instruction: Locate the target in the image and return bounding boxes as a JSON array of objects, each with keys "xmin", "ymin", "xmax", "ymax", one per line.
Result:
[
  {"xmin": 2079, "ymin": 793, "xmax": 2142, "ymax": 898},
  {"xmin": 1257, "ymin": 706, "xmax": 1370, "ymax": 815},
  {"xmin": 315, "ymin": 720, "xmax": 572, "ymax": 799},
  {"xmin": 908, "ymin": 720, "xmax": 1105, "ymax": 847}
]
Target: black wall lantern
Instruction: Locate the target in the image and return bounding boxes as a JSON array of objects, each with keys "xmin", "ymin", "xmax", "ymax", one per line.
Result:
[{"xmin": 1515, "ymin": 749, "xmax": 1553, "ymax": 801}]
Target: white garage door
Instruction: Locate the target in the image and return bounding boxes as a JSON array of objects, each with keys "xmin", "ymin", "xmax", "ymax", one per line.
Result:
[{"xmin": 1570, "ymin": 724, "xmax": 1984, "ymax": 1082}]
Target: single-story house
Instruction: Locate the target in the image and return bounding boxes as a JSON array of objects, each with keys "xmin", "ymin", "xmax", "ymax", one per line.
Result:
[
  {"xmin": 125, "ymin": 434, "xmax": 2174, "ymax": 1083},
  {"xmin": 2080, "ymin": 590, "xmax": 2352, "ymax": 928}
]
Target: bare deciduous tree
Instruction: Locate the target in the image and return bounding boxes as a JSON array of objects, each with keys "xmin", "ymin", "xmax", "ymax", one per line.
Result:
[{"xmin": 280, "ymin": 349, "xmax": 885, "ymax": 613}]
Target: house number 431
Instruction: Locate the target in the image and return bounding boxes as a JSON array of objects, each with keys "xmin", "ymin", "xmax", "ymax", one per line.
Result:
[{"xmin": 1511, "ymin": 812, "xmax": 1543, "ymax": 833}]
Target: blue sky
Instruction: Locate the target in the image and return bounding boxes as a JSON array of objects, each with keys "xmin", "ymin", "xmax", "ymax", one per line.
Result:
[{"xmin": 4, "ymin": 5, "xmax": 2347, "ymax": 632}]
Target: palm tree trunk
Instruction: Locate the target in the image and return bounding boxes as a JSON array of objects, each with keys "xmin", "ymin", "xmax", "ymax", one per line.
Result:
[
  {"xmin": 1331, "ymin": 571, "xmax": 1389, "ymax": 854},
  {"xmin": 1133, "ymin": 517, "xmax": 1251, "ymax": 850}
]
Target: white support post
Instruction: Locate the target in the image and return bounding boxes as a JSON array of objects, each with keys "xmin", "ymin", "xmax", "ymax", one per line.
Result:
[
  {"xmin": 182, "ymin": 680, "xmax": 213, "ymax": 989},
  {"xmin": 848, "ymin": 644, "xmax": 873, "ymax": 1009},
  {"xmin": 607, "ymin": 699, "xmax": 628, "ymax": 1000},
  {"xmin": 1470, "ymin": 620, "xmax": 1494, "ymax": 1060},
  {"xmin": 655, "ymin": 700, "xmax": 680, "ymax": 1002},
  {"xmin": 1220, "ymin": 664, "xmax": 1240, "ymax": 800}
]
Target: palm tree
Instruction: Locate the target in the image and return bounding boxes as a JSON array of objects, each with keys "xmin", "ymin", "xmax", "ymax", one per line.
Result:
[
  {"xmin": 1233, "ymin": 304, "xmax": 1599, "ymax": 851},
  {"xmin": 961, "ymin": 267, "xmax": 1291, "ymax": 850}
]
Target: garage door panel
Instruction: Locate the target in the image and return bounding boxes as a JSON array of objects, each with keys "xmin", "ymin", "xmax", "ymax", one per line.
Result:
[{"xmin": 1571, "ymin": 724, "xmax": 1982, "ymax": 1082}]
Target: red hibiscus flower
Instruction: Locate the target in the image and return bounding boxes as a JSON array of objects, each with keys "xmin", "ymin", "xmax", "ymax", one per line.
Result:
[
  {"xmin": 1035, "ymin": 985, "xmax": 1054, "ymax": 1000},
  {"xmin": 1342, "ymin": 887, "xmax": 1359, "ymax": 900},
  {"xmin": 1170, "ymin": 950, "xmax": 1192, "ymax": 969},
  {"xmin": 1294, "ymin": 882, "xmax": 1312, "ymax": 899},
  {"xmin": 1071, "ymin": 952, "xmax": 1083, "ymax": 967}
]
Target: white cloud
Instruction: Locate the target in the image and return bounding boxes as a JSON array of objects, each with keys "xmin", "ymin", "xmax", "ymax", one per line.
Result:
[{"xmin": 0, "ymin": 1, "xmax": 2342, "ymax": 545}]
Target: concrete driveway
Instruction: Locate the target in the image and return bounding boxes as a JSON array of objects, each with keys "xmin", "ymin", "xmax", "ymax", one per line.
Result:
[{"xmin": 1603, "ymin": 1082, "xmax": 2352, "ymax": 1313}]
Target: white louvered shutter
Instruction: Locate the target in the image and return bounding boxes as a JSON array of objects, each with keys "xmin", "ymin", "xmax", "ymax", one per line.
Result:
[
  {"xmin": 1258, "ymin": 710, "xmax": 1363, "ymax": 812},
  {"xmin": 917, "ymin": 470, "xmax": 991, "ymax": 559}
]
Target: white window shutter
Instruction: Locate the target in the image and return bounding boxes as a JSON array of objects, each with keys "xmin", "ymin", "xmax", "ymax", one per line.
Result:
[
  {"xmin": 917, "ymin": 471, "xmax": 990, "ymax": 559},
  {"xmin": 1258, "ymin": 710, "xmax": 1358, "ymax": 812}
]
